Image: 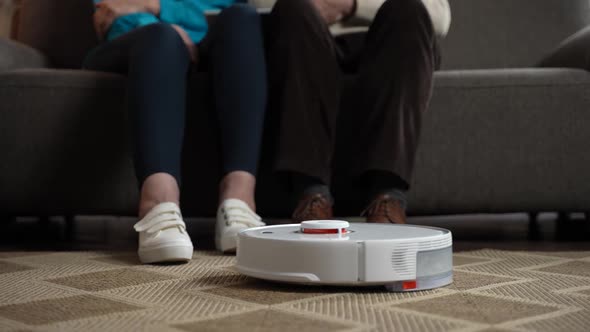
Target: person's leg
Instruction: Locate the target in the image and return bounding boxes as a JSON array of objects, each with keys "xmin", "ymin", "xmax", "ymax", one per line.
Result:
[
  {"xmin": 346, "ymin": 0, "xmax": 440, "ymax": 222},
  {"xmin": 266, "ymin": 0, "xmax": 341, "ymax": 220},
  {"xmin": 84, "ymin": 23, "xmax": 191, "ymax": 219},
  {"xmin": 206, "ymin": 4, "xmax": 267, "ymax": 211},
  {"xmin": 84, "ymin": 23, "xmax": 193, "ymax": 263},
  {"xmin": 203, "ymin": 4, "xmax": 268, "ymax": 252}
]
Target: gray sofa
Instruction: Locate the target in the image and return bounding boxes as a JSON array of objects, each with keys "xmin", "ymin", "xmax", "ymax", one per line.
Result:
[{"xmin": 1, "ymin": 0, "xmax": 590, "ymax": 218}]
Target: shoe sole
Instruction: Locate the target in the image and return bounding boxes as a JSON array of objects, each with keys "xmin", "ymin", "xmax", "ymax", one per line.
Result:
[
  {"xmin": 215, "ymin": 234, "xmax": 237, "ymax": 254},
  {"xmin": 138, "ymin": 245, "xmax": 193, "ymax": 264}
]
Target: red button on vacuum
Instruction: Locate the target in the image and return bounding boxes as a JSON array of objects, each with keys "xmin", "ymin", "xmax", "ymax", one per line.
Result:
[
  {"xmin": 301, "ymin": 228, "xmax": 348, "ymax": 234},
  {"xmin": 300, "ymin": 220, "xmax": 350, "ymax": 235}
]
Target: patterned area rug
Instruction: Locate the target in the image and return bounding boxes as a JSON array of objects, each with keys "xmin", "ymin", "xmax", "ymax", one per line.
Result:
[{"xmin": 0, "ymin": 250, "xmax": 589, "ymax": 331}]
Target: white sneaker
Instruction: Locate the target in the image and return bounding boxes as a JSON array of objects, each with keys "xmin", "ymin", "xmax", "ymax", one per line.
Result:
[
  {"xmin": 216, "ymin": 199, "xmax": 265, "ymax": 253},
  {"xmin": 133, "ymin": 202, "xmax": 193, "ymax": 264}
]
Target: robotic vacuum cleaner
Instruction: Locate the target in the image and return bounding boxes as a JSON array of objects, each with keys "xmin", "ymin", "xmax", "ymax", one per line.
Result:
[{"xmin": 236, "ymin": 220, "xmax": 453, "ymax": 291}]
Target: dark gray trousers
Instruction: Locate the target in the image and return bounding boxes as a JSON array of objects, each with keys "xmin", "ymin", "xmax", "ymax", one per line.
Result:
[{"xmin": 265, "ymin": 0, "xmax": 440, "ymax": 188}]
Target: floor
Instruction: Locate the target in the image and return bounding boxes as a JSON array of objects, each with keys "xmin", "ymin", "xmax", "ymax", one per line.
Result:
[
  {"xmin": 2, "ymin": 212, "xmax": 589, "ymax": 252},
  {"xmin": 1, "ymin": 213, "xmax": 589, "ymax": 331}
]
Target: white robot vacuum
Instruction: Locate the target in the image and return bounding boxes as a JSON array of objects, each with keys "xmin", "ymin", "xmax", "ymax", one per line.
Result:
[{"xmin": 236, "ymin": 220, "xmax": 453, "ymax": 291}]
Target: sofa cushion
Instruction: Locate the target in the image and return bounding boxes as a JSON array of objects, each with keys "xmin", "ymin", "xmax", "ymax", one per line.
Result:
[
  {"xmin": 0, "ymin": 68, "xmax": 226, "ymax": 216},
  {"xmin": 407, "ymin": 68, "xmax": 590, "ymax": 213},
  {"xmin": 0, "ymin": 69, "xmax": 133, "ymax": 215},
  {"xmin": 2, "ymin": 68, "xmax": 590, "ymax": 216}
]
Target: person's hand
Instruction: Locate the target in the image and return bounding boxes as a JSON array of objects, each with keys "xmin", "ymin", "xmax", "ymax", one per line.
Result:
[
  {"xmin": 94, "ymin": 0, "xmax": 160, "ymax": 40},
  {"xmin": 310, "ymin": 0, "xmax": 356, "ymax": 25},
  {"xmin": 171, "ymin": 25, "xmax": 198, "ymax": 62}
]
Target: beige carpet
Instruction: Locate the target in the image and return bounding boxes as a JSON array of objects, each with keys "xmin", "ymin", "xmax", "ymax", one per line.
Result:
[{"xmin": 0, "ymin": 250, "xmax": 589, "ymax": 331}]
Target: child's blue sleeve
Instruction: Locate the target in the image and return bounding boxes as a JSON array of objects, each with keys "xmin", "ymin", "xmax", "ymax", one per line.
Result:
[
  {"xmin": 159, "ymin": 0, "xmax": 208, "ymax": 43},
  {"xmin": 106, "ymin": 13, "xmax": 160, "ymax": 41},
  {"xmin": 199, "ymin": 0, "xmax": 238, "ymax": 11}
]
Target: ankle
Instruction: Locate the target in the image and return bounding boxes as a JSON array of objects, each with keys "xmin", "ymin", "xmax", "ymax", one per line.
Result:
[
  {"xmin": 219, "ymin": 171, "xmax": 256, "ymax": 211},
  {"xmin": 139, "ymin": 173, "xmax": 180, "ymax": 219}
]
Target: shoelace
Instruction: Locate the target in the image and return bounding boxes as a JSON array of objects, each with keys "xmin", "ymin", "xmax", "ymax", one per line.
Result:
[
  {"xmin": 221, "ymin": 205, "xmax": 264, "ymax": 228},
  {"xmin": 134, "ymin": 209, "xmax": 186, "ymax": 234}
]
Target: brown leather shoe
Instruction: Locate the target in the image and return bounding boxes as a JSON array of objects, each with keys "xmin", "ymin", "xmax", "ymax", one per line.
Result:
[
  {"xmin": 362, "ymin": 194, "xmax": 407, "ymax": 224},
  {"xmin": 292, "ymin": 193, "xmax": 333, "ymax": 222}
]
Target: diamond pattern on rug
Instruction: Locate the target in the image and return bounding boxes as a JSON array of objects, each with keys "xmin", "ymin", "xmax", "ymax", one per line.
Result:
[
  {"xmin": 453, "ymin": 255, "xmax": 493, "ymax": 267},
  {"xmin": 46, "ymin": 268, "xmax": 176, "ymax": 291},
  {"xmin": 10, "ymin": 252, "xmax": 108, "ymax": 267},
  {"xmin": 287, "ymin": 290, "xmax": 470, "ymax": 332},
  {"xmin": 0, "ymin": 249, "xmax": 587, "ymax": 331},
  {"xmin": 90, "ymin": 253, "xmax": 141, "ymax": 266},
  {"xmin": 104, "ymin": 270, "xmax": 250, "ymax": 302},
  {"xmin": 527, "ymin": 252, "xmax": 590, "ymax": 259},
  {"xmin": 460, "ymin": 250, "xmax": 562, "ymax": 264},
  {"xmin": 201, "ymin": 280, "xmax": 342, "ymax": 305},
  {"xmin": 174, "ymin": 309, "xmax": 355, "ymax": 332},
  {"xmin": 368, "ymin": 307, "xmax": 470, "ymax": 332},
  {"xmin": 43, "ymin": 294, "xmax": 252, "ymax": 331},
  {"xmin": 450, "ymin": 271, "xmax": 517, "ymax": 291},
  {"xmin": 0, "ymin": 295, "xmax": 143, "ymax": 325},
  {"xmin": 0, "ymin": 280, "xmax": 80, "ymax": 306},
  {"xmin": 477, "ymin": 280, "xmax": 590, "ymax": 308},
  {"xmin": 39, "ymin": 313, "xmax": 163, "ymax": 332},
  {"xmin": 455, "ymin": 255, "xmax": 562, "ymax": 278},
  {"xmin": 535, "ymin": 261, "xmax": 590, "ymax": 278},
  {"xmin": 287, "ymin": 290, "xmax": 445, "ymax": 320},
  {"xmin": 517, "ymin": 309, "xmax": 590, "ymax": 332},
  {"xmin": 394, "ymin": 293, "xmax": 558, "ymax": 324},
  {"xmin": 0, "ymin": 252, "xmax": 48, "ymax": 259},
  {"xmin": 139, "ymin": 255, "xmax": 236, "ymax": 278},
  {"xmin": 184, "ymin": 272, "xmax": 249, "ymax": 289},
  {"xmin": 0, "ymin": 261, "xmax": 34, "ymax": 275}
]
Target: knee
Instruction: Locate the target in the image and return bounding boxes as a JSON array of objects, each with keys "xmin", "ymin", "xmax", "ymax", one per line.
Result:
[
  {"xmin": 380, "ymin": 0, "xmax": 429, "ymax": 20},
  {"xmin": 269, "ymin": 0, "xmax": 326, "ymax": 36},
  {"xmin": 377, "ymin": 0, "xmax": 437, "ymax": 37},
  {"xmin": 215, "ymin": 4, "xmax": 265, "ymax": 44},
  {"xmin": 380, "ymin": 0, "xmax": 450, "ymax": 36},
  {"xmin": 135, "ymin": 23, "xmax": 188, "ymax": 59},
  {"xmin": 272, "ymin": 0, "xmax": 316, "ymax": 20}
]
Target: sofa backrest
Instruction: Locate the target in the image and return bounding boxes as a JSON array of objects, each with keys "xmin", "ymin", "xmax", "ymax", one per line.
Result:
[
  {"xmin": 441, "ymin": 0, "xmax": 590, "ymax": 69},
  {"xmin": 13, "ymin": 0, "xmax": 590, "ymax": 70},
  {"xmin": 16, "ymin": 0, "xmax": 97, "ymax": 69}
]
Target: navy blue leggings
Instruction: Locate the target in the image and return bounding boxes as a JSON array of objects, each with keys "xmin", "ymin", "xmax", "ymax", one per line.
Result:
[{"xmin": 83, "ymin": 4, "xmax": 267, "ymax": 185}]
